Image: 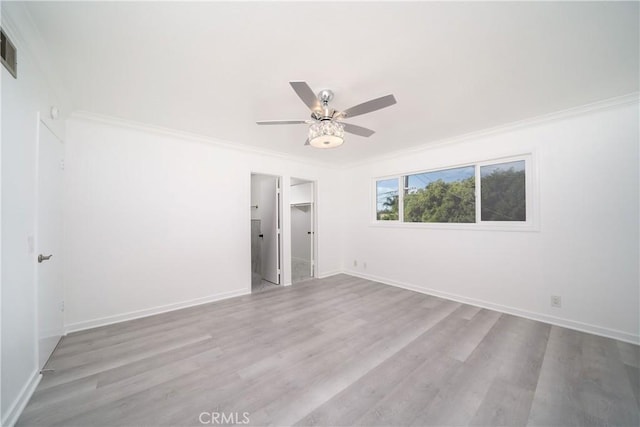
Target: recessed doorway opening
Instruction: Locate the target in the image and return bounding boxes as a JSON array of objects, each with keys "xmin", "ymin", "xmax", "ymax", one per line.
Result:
[
  {"xmin": 250, "ymin": 173, "xmax": 282, "ymax": 293},
  {"xmin": 290, "ymin": 178, "xmax": 316, "ymax": 284}
]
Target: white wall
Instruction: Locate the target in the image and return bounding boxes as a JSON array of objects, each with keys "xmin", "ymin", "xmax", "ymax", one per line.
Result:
[
  {"xmin": 63, "ymin": 116, "xmax": 343, "ymax": 330},
  {"xmin": 342, "ymin": 101, "xmax": 639, "ymax": 343},
  {"xmin": 1, "ymin": 3, "xmax": 71, "ymax": 425},
  {"xmin": 63, "ymin": 101, "xmax": 638, "ymax": 344}
]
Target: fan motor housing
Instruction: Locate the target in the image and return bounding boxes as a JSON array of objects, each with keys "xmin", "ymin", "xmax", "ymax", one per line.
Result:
[{"xmin": 318, "ymin": 89, "xmax": 334, "ymax": 104}]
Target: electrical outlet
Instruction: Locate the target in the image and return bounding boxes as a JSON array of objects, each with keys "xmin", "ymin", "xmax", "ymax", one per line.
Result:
[
  {"xmin": 550, "ymin": 295, "xmax": 562, "ymax": 308},
  {"xmin": 353, "ymin": 260, "xmax": 357, "ymax": 267},
  {"xmin": 59, "ymin": 301, "xmax": 65, "ymax": 312}
]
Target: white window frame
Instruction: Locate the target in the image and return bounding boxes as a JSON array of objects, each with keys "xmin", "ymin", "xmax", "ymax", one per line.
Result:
[
  {"xmin": 374, "ymin": 176, "xmax": 402, "ymax": 222},
  {"xmin": 371, "ymin": 153, "xmax": 539, "ymax": 232}
]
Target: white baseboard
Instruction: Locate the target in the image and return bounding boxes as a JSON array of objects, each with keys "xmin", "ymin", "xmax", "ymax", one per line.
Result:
[
  {"xmin": 316, "ymin": 270, "xmax": 343, "ymax": 279},
  {"xmin": 345, "ymin": 270, "xmax": 640, "ymax": 345},
  {"xmin": 65, "ymin": 288, "xmax": 249, "ymax": 334},
  {"xmin": 60, "ymin": 268, "xmax": 638, "ymax": 345},
  {"xmin": 2, "ymin": 369, "xmax": 42, "ymax": 427}
]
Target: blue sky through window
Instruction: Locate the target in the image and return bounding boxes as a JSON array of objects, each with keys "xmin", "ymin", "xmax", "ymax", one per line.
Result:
[{"xmin": 376, "ymin": 178, "xmax": 398, "ymax": 211}]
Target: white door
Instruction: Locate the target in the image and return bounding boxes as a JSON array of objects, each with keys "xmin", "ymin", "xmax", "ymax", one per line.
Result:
[
  {"xmin": 258, "ymin": 176, "xmax": 280, "ymax": 284},
  {"xmin": 36, "ymin": 121, "xmax": 65, "ymax": 369}
]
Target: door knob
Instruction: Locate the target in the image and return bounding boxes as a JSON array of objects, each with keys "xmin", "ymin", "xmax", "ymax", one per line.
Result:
[{"xmin": 38, "ymin": 254, "xmax": 53, "ymax": 263}]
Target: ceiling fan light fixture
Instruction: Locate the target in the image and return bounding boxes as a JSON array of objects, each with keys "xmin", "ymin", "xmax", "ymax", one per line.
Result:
[
  {"xmin": 308, "ymin": 120, "xmax": 345, "ymax": 149},
  {"xmin": 257, "ymin": 81, "xmax": 396, "ymax": 147}
]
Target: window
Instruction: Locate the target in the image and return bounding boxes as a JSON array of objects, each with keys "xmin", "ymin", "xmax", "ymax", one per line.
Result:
[
  {"xmin": 480, "ymin": 160, "xmax": 526, "ymax": 222},
  {"xmin": 374, "ymin": 155, "xmax": 533, "ymax": 229},
  {"xmin": 376, "ymin": 178, "xmax": 399, "ymax": 220},
  {"xmin": 404, "ymin": 166, "xmax": 475, "ymax": 223}
]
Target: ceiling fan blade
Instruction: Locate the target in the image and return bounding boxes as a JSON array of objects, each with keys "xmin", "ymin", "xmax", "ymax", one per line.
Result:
[
  {"xmin": 256, "ymin": 120, "xmax": 308, "ymax": 125},
  {"xmin": 290, "ymin": 81, "xmax": 321, "ymax": 112},
  {"xmin": 341, "ymin": 94, "xmax": 397, "ymax": 118},
  {"xmin": 342, "ymin": 122, "xmax": 376, "ymax": 137}
]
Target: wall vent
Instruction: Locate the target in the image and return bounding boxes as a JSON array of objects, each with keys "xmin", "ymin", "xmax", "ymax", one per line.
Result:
[{"xmin": 1, "ymin": 28, "xmax": 17, "ymax": 78}]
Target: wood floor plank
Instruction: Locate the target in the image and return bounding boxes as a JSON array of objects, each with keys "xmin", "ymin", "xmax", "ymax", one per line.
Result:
[
  {"xmin": 153, "ymin": 297, "xmax": 457, "ymax": 426},
  {"xmin": 457, "ymin": 303, "xmax": 482, "ymax": 320},
  {"xmin": 20, "ymin": 376, "xmax": 98, "ymax": 416},
  {"xmin": 17, "ymin": 274, "xmax": 640, "ymax": 427},
  {"xmin": 618, "ymin": 340, "xmax": 640, "ymax": 368},
  {"xmin": 446, "ymin": 308, "xmax": 501, "ymax": 362},
  {"xmin": 350, "ymin": 311, "xmax": 505, "ymax": 426},
  {"xmin": 468, "ymin": 379, "xmax": 534, "ymax": 427},
  {"xmin": 37, "ymin": 334, "xmax": 212, "ymax": 392},
  {"xmin": 297, "ymin": 305, "xmax": 470, "ymax": 426},
  {"xmin": 409, "ymin": 315, "xmax": 550, "ymax": 427},
  {"xmin": 625, "ymin": 364, "xmax": 640, "ymax": 407},
  {"xmin": 249, "ymin": 301, "xmax": 463, "ymax": 427},
  {"xmin": 528, "ymin": 326, "xmax": 639, "ymax": 427}
]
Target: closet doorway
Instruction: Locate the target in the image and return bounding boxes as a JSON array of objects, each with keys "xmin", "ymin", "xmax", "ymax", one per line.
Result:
[
  {"xmin": 250, "ymin": 173, "xmax": 281, "ymax": 293},
  {"xmin": 290, "ymin": 178, "xmax": 315, "ymax": 284}
]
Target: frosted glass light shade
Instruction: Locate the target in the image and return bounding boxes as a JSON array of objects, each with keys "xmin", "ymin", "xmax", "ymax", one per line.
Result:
[{"xmin": 308, "ymin": 120, "xmax": 345, "ymax": 149}]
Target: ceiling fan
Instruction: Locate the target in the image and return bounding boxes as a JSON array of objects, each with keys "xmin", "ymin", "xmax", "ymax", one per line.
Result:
[{"xmin": 256, "ymin": 81, "xmax": 397, "ymax": 149}]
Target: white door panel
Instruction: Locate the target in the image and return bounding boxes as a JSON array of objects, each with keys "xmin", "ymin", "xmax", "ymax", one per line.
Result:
[
  {"xmin": 37, "ymin": 121, "xmax": 64, "ymax": 368},
  {"xmin": 259, "ymin": 177, "xmax": 279, "ymax": 284}
]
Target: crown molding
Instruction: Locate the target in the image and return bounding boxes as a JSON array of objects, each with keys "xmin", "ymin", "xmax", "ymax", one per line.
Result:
[
  {"xmin": 72, "ymin": 91, "xmax": 638, "ymax": 172},
  {"xmin": 70, "ymin": 111, "xmax": 341, "ymax": 170},
  {"xmin": 342, "ymin": 92, "xmax": 640, "ymax": 169}
]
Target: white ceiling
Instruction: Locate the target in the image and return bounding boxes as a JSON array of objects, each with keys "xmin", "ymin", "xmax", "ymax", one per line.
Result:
[{"xmin": 25, "ymin": 1, "xmax": 639, "ymax": 164}]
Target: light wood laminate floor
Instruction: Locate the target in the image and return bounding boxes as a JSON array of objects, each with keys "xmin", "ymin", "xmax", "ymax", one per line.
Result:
[{"xmin": 18, "ymin": 275, "xmax": 639, "ymax": 426}]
